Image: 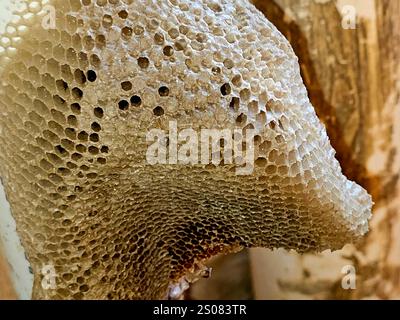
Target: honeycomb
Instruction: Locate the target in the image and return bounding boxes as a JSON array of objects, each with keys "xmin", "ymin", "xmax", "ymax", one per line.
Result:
[{"xmin": 0, "ymin": 0, "xmax": 372, "ymax": 299}]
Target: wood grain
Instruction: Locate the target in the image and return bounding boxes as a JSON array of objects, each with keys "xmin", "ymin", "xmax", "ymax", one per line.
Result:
[{"xmin": 0, "ymin": 249, "xmax": 16, "ymax": 300}]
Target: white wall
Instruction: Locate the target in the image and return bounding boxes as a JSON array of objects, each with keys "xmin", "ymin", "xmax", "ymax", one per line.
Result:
[{"xmin": 0, "ymin": 182, "xmax": 33, "ymax": 299}]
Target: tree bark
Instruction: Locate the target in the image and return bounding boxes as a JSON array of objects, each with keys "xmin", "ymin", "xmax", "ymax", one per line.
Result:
[{"xmin": 250, "ymin": 0, "xmax": 400, "ymax": 299}]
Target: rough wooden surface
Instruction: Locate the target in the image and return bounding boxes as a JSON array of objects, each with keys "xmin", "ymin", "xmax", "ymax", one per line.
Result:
[
  {"xmin": 251, "ymin": 0, "xmax": 400, "ymax": 299},
  {"xmin": 0, "ymin": 249, "xmax": 16, "ymax": 300}
]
